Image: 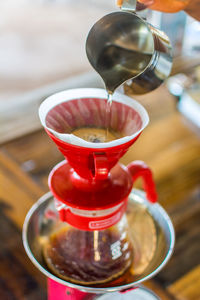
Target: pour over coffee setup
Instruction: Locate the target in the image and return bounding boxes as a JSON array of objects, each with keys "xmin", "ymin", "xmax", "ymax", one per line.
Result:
[
  {"xmin": 23, "ymin": 1, "xmax": 175, "ymax": 299},
  {"xmin": 23, "ymin": 88, "xmax": 175, "ymax": 300}
]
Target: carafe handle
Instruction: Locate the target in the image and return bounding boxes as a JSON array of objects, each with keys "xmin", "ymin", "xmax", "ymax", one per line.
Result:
[{"xmin": 127, "ymin": 160, "xmax": 157, "ymax": 203}]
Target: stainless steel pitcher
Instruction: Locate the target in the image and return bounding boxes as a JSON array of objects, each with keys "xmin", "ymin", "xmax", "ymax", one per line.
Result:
[{"xmin": 86, "ymin": 11, "xmax": 173, "ymax": 95}]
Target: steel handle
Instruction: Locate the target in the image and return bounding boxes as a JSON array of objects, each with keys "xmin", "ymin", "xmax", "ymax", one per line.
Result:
[{"xmin": 121, "ymin": 0, "xmax": 137, "ymax": 11}]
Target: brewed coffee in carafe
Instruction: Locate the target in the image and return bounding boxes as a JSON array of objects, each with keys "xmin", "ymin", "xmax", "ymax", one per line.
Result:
[{"xmin": 43, "ymin": 215, "xmax": 133, "ymax": 285}]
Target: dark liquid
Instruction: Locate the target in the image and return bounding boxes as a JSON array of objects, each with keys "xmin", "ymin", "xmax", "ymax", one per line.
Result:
[
  {"xmin": 43, "ymin": 227, "xmax": 133, "ymax": 285},
  {"xmin": 71, "ymin": 126, "xmax": 124, "ymax": 143}
]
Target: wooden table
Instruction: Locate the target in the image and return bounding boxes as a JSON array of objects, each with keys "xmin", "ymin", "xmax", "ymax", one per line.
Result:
[{"xmin": 0, "ymin": 85, "xmax": 200, "ymax": 300}]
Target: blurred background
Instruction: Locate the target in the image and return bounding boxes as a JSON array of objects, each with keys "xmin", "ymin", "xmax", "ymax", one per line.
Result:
[
  {"xmin": 0, "ymin": 1, "xmax": 200, "ymax": 300},
  {"xmin": 0, "ymin": 0, "xmax": 113, "ymax": 142},
  {"xmin": 0, "ymin": 0, "xmax": 200, "ymax": 141},
  {"xmin": 1, "ymin": 0, "xmax": 200, "ymax": 143}
]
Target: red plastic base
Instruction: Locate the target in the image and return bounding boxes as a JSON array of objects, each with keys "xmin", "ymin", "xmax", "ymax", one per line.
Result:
[{"xmin": 48, "ymin": 278, "xmax": 94, "ymax": 300}]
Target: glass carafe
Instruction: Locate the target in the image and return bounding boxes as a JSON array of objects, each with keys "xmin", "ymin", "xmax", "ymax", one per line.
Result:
[{"xmin": 43, "ymin": 208, "xmax": 133, "ymax": 285}]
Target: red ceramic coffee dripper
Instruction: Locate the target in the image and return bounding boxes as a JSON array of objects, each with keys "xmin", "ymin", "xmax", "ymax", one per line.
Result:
[{"xmin": 39, "ymin": 88, "xmax": 150, "ymax": 180}]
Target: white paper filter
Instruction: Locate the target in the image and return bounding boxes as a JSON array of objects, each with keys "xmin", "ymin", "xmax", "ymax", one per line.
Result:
[{"xmin": 39, "ymin": 88, "xmax": 149, "ymax": 148}]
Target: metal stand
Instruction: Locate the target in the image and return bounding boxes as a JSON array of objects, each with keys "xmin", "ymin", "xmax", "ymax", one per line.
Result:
[{"xmin": 97, "ymin": 287, "xmax": 160, "ymax": 299}]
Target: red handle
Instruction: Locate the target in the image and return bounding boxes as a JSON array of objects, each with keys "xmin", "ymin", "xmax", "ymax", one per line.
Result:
[
  {"xmin": 93, "ymin": 152, "xmax": 108, "ymax": 180},
  {"xmin": 127, "ymin": 160, "xmax": 157, "ymax": 203}
]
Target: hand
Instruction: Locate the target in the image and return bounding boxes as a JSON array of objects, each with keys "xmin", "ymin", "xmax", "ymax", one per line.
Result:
[
  {"xmin": 117, "ymin": 0, "xmax": 154, "ymax": 9},
  {"xmin": 117, "ymin": 0, "xmax": 153, "ymax": 8},
  {"xmin": 138, "ymin": 0, "xmax": 190, "ymax": 13},
  {"xmin": 117, "ymin": 0, "xmax": 200, "ymax": 21}
]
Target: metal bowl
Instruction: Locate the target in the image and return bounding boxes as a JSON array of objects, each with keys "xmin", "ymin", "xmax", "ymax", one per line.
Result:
[{"xmin": 23, "ymin": 189, "xmax": 175, "ymax": 294}]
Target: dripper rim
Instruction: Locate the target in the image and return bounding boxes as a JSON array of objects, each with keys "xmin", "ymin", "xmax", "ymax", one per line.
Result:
[{"xmin": 39, "ymin": 88, "xmax": 149, "ymax": 149}]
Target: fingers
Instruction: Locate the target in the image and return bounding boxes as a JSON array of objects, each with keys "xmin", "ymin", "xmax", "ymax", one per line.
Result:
[
  {"xmin": 116, "ymin": 0, "xmax": 154, "ymax": 8},
  {"xmin": 138, "ymin": 0, "xmax": 154, "ymax": 5},
  {"xmin": 116, "ymin": 0, "xmax": 123, "ymax": 7}
]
